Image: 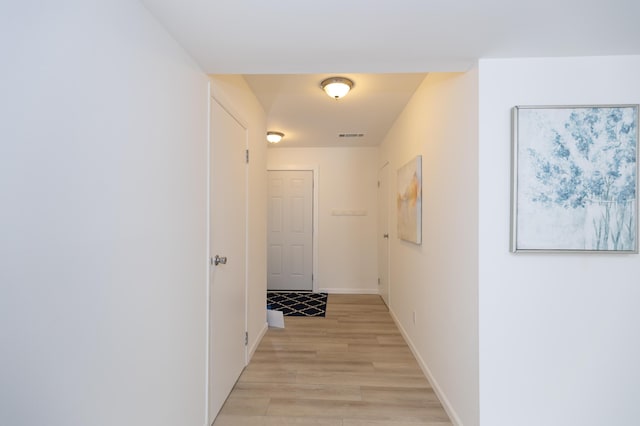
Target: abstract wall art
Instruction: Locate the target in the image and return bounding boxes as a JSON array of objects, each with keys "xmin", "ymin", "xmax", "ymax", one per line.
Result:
[
  {"xmin": 397, "ymin": 155, "xmax": 422, "ymax": 244},
  {"xmin": 511, "ymin": 105, "xmax": 639, "ymax": 253}
]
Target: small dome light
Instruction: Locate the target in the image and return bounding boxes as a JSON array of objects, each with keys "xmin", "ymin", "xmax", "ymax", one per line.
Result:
[
  {"xmin": 321, "ymin": 77, "xmax": 354, "ymax": 99},
  {"xmin": 266, "ymin": 131, "xmax": 284, "ymax": 143}
]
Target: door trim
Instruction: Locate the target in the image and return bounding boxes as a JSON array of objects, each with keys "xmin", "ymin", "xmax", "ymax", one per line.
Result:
[
  {"xmin": 267, "ymin": 165, "xmax": 319, "ymax": 292},
  {"xmin": 378, "ymin": 161, "xmax": 391, "ymax": 308},
  {"xmin": 204, "ymin": 81, "xmax": 211, "ymax": 426}
]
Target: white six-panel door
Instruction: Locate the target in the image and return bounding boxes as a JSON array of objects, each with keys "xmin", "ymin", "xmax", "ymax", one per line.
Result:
[{"xmin": 267, "ymin": 170, "xmax": 313, "ymax": 291}]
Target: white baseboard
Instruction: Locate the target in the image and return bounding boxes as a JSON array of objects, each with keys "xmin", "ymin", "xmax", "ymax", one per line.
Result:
[
  {"xmin": 247, "ymin": 322, "xmax": 268, "ymax": 362},
  {"xmin": 319, "ymin": 287, "xmax": 379, "ymax": 295},
  {"xmin": 388, "ymin": 309, "xmax": 463, "ymax": 426}
]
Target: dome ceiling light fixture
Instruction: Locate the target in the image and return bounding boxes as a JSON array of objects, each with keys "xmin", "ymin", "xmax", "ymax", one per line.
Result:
[
  {"xmin": 320, "ymin": 77, "xmax": 354, "ymax": 100},
  {"xmin": 266, "ymin": 131, "xmax": 284, "ymax": 144}
]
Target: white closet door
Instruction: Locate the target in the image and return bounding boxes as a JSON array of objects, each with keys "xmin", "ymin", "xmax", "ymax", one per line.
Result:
[{"xmin": 208, "ymin": 98, "xmax": 247, "ymax": 423}]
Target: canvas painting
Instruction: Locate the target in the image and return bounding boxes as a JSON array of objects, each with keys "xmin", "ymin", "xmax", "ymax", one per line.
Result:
[
  {"xmin": 397, "ymin": 155, "xmax": 422, "ymax": 244},
  {"xmin": 512, "ymin": 105, "xmax": 638, "ymax": 252}
]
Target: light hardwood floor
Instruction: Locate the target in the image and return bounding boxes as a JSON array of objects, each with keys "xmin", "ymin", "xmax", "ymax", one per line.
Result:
[{"xmin": 213, "ymin": 294, "xmax": 452, "ymax": 426}]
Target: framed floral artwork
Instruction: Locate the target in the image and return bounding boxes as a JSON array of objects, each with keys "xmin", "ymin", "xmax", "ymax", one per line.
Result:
[{"xmin": 511, "ymin": 105, "xmax": 638, "ymax": 253}]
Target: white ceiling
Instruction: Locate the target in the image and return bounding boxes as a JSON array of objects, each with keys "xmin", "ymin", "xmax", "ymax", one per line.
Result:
[
  {"xmin": 244, "ymin": 73, "xmax": 426, "ymax": 147},
  {"xmin": 141, "ymin": 0, "xmax": 640, "ymax": 147}
]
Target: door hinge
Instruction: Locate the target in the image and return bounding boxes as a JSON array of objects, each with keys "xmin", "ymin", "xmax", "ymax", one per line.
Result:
[
  {"xmin": 245, "ymin": 149, "xmax": 249, "ymax": 164},
  {"xmin": 377, "ymin": 180, "xmax": 380, "ymax": 188},
  {"xmin": 244, "ymin": 332, "xmax": 248, "ymax": 346},
  {"xmin": 378, "ymin": 278, "xmax": 381, "ymax": 286}
]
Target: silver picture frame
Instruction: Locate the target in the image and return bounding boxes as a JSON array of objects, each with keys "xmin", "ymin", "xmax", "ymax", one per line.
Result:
[{"xmin": 511, "ymin": 104, "xmax": 639, "ymax": 253}]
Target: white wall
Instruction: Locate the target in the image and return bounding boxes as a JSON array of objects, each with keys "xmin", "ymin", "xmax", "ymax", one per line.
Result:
[
  {"xmin": 267, "ymin": 147, "xmax": 379, "ymax": 293},
  {"xmin": 379, "ymin": 72, "xmax": 479, "ymax": 426},
  {"xmin": 0, "ymin": 1, "xmax": 209, "ymax": 425},
  {"xmin": 210, "ymin": 75, "xmax": 268, "ymax": 357},
  {"xmin": 478, "ymin": 56, "xmax": 640, "ymax": 426}
]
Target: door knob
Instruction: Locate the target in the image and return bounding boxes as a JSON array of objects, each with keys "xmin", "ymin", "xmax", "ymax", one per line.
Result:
[
  {"xmin": 213, "ymin": 255, "xmax": 227, "ymax": 266},
  {"xmin": 383, "ymin": 233, "xmax": 389, "ymax": 239}
]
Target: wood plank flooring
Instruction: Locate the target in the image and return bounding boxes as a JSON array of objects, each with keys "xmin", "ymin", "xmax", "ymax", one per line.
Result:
[{"xmin": 213, "ymin": 294, "xmax": 452, "ymax": 426}]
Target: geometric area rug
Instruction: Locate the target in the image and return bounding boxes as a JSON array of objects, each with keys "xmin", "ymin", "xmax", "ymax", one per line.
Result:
[{"xmin": 266, "ymin": 291, "xmax": 328, "ymax": 317}]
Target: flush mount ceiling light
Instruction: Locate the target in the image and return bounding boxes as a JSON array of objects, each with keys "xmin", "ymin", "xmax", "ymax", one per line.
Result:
[
  {"xmin": 266, "ymin": 131, "xmax": 284, "ymax": 144},
  {"xmin": 320, "ymin": 77, "xmax": 354, "ymax": 99}
]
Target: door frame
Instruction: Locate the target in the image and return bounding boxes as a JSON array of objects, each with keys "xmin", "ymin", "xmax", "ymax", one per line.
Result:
[
  {"xmin": 205, "ymin": 86, "xmax": 249, "ymax": 425},
  {"xmin": 378, "ymin": 161, "xmax": 391, "ymax": 308},
  {"xmin": 267, "ymin": 165, "xmax": 319, "ymax": 292}
]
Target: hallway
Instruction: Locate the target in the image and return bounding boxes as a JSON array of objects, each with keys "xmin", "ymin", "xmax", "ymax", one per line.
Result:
[{"xmin": 213, "ymin": 294, "xmax": 452, "ymax": 425}]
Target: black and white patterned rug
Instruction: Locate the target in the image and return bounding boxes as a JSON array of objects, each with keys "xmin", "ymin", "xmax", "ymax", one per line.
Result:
[{"xmin": 267, "ymin": 291, "xmax": 328, "ymax": 317}]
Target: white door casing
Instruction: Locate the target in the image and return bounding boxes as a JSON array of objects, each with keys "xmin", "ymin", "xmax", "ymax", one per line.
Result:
[
  {"xmin": 208, "ymin": 97, "xmax": 247, "ymax": 424},
  {"xmin": 378, "ymin": 163, "xmax": 390, "ymax": 307},
  {"xmin": 267, "ymin": 170, "xmax": 313, "ymax": 291}
]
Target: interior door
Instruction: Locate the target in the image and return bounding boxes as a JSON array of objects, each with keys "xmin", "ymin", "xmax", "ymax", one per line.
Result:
[
  {"xmin": 208, "ymin": 98, "xmax": 247, "ymax": 424},
  {"xmin": 378, "ymin": 163, "xmax": 390, "ymax": 307},
  {"xmin": 267, "ymin": 170, "xmax": 313, "ymax": 291}
]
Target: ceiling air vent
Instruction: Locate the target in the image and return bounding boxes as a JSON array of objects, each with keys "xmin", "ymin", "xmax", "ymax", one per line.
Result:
[{"xmin": 338, "ymin": 133, "xmax": 365, "ymax": 138}]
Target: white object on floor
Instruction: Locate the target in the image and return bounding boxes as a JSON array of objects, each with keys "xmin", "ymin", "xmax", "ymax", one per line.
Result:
[{"xmin": 267, "ymin": 309, "xmax": 285, "ymax": 328}]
